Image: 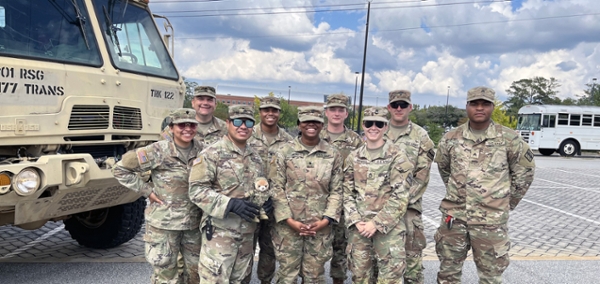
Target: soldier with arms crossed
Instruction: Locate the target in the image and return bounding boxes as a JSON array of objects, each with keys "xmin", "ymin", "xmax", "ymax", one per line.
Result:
[
  {"xmin": 343, "ymin": 107, "xmax": 413, "ymax": 284},
  {"xmin": 320, "ymin": 94, "xmax": 364, "ymax": 284},
  {"xmin": 113, "ymin": 108, "xmax": 202, "ymax": 284},
  {"xmin": 188, "ymin": 105, "xmax": 271, "ymax": 283},
  {"xmin": 271, "ymin": 106, "xmax": 343, "ymax": 284},
  {"xmin": 243, "ymin": 96, "xmax": 293, "ymax": 284},
  {"xmin": 434, "ymin": 87, "xmax": 535, "ymax": 284}
]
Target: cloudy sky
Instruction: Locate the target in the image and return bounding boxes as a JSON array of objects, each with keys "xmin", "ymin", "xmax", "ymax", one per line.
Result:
[{"xmin": 150, "ymin": 0, "xmax": 600, "ymax": 107}]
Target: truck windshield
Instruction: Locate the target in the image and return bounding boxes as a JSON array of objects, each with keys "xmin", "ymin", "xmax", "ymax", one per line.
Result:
[
  {"xmin": 516, "ymin": 114, "xmax": 541, "ymax": 131},
  {"xmin": 92, "ymin": 0, "xmax": 178, "ymax": 80},
  {"xmin": 0, "ymin": 0, "xmax": 101, "ymax": 65}
]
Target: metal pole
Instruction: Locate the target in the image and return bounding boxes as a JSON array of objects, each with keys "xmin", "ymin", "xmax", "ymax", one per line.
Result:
[
  {"xmin": 593, "ymin": 78, "xmax": 597, "ymax": 105},
  {"xmin": 288, "ymin": 86, "xmax": 291, "ymax": 105},
  {"xmin": 356, "ymin": 1, "xmax": 371, "ymax": 132},
  {"xmin": 352, "ymin": 72, "xmax": 359, "ymax": 129},
  {"xmin": 444, "ymin": 86, "xmax": 450, "ymax": 127}
]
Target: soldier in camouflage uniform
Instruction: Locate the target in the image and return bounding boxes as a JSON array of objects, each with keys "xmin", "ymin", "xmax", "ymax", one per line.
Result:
[
  {"xmin": 270, "ymin": 106, "xmax": 344, "ymax": 284},
  {"xmin": 188, "ymin": 105, "xmax": 271, "ymax": 283},
  {"xmin": 343, "ymin": 107, "xmax": 413, "ymax": 284},
  {"xmin": 244, "ymin": 96, "xmax": 293, "ymax": 284},
  {"xmin": 384, "ymin": 90, "xmax": 435, "ymax": 284},
  {"xmin": 113, "ymin": 108, "xmax": 202, "ymax": 284},
  {"xmin": 434, "ymin": 87, "xmax": 536, "ymax": 284},
  {"xmin": 320, "ymin": 94, "xmax": 364, "ymax": 284},
  {"xmin": 161, "ymin": 86, "xmax": 227, "ymax": 147}
]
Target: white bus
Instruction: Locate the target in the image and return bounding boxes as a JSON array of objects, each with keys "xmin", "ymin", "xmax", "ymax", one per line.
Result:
[{"xmin": 516, "ymin": 105, "xmax": 600, "ymax": 156}]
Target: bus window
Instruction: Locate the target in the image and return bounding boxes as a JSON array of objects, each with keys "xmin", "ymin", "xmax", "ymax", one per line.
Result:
[
  {"xmin": 595, "ymin": 115, "xmax": 600, "ymax": 127},
  {"xmin": 542, "ymin": 114, "xmax": 556, "ymax": 128},
  {"xmin": 516, "ymin": 114, "xmax": 541, "ymax": 130},
  {"xmin": 582, "ymin": 114, "xmax": 593, "ymax": 126},
  {"xmin": 549, "ymin": 115, "xmax": 556, "ymax": 127},
  {"xmin": 570, "ymin": 114, "xmax": 581, "ymax": 126},
  {"xmin": 558, "ymin": 113, "xmax": 569, "ymax": 125}
]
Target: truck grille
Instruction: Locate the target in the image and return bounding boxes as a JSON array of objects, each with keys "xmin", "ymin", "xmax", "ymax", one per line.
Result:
[
  {"xmin": 68, "ymin": 105, "xmax": 110, "ymax": 130},
  {"xmin": 519, "ymin": 131, "xmax": 530, "ymax": 143},
  {"xmin": 113, "ymin": 106, "xmax": 142, "ymax": 130}
]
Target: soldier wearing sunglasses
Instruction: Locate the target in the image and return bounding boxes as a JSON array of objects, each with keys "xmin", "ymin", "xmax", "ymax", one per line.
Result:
[
  {"xmin": 188, "ymin": 105, "xmax": 269, "ymax": 283},
  {"xmin": 270, "ymin": 106, "xmax": 343, "ymax": 283},
  {"xmin": 319, "ymin": 94, "xmax": 364, "ymax": 284},
  {"xmin": 383, "ymin": 90, "xmax": 435, "ymax": 284},
  {"xmin": 113, "ymin": 108, "xmax": 203, "ymax": 284},
  {"xmin": 160, "ymin": 86, "xmax": 227, "ymax": 148},
  {"xmin": 343, "ymin": 107, "xmax": 413, "ymax": 283},
  {"xmin": 244, "ymin": 96, "xmax": 293, "ymax": 284}
]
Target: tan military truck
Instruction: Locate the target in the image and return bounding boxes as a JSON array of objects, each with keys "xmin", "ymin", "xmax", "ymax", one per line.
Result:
[{"xmin": 0, "ymin": 0, "xmax": 184, "ymax": 248}]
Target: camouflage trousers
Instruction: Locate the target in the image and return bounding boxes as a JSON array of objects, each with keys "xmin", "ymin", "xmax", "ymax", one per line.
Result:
[
  {"xmin": 404, "ymin": 209, "xmax": 427, "ymax": 284},
  {"xmin": 272, "ymin": 222, "xmax": 333, "ymax": 284},
  {"xmin": 347, "ymin": 223, "xmax": 406, "ymax": 284},
  {"xmin": 198, "ymin": 226, "xmax": 255, "ymax": 284},
  {"xmin": 330, "ymin": 214, "xmax": 348, "ymax": 280},
  {"xmin": 434, "ymin": 217, "xmax": 510, "ymax": 284},
  {"xmin": 242, "ymin": 219, "xmax": 276, "ymax": 284},
  {"xmin": 143, "ymin": 225, "xmax": 200, "ymax": 284}
]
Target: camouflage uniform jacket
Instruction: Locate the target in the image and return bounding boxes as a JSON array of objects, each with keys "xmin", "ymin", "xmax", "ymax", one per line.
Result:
[
  {"xmin": 271, "ymin": 137, "xmax": 343, "ymax": 224},
  {"xmin": 343, "ymin": 140, "xmax": 413, "ymax": 234},
  {"xmin": 188, "ymin": 136, "xmax": 265, "ymax": 236},
  {"xmin": 160, "ymin": 116, "xmax": 227, "ymax": 148},
  {"xmin": 113, "ymin": 140, "xmax": 203, "ymax": 230},
  {"xmin": 384, "ymin": 121, "xmax": 435, "ymax": 213},
  {"xmin": 434, "ymin": 121, "xmax": 536, "ymax": 225},
  {"xmin": 320, "ymin": 126, "xmax": 364, "ymax": 160},
  {"xmin": 247, "ymin": 125, "xmax": 293, "ymax": 174}
]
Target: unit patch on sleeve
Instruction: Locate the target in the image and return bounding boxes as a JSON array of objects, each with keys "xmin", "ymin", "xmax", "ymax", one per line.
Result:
[
  {"xmin": 524, "ymin": 149, "xmax": 534, "ymax": 162},
  {"xmin": 427, "ymin": 149, "xmax": 435, "ymax": 160}
]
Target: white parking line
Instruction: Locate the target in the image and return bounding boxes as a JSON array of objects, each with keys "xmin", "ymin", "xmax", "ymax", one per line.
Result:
[
  {"xmin": 535, "ymin": 178, "xmax": 600, "ymax": 194},
  {"xmin": 0, "ymin": 224, "xmax": 65, "ymax": 259},
  {"xmin": 521, "ymin": 199, "xmax": 600, "ymax": 226},
  {"xmin": 554, "ymin": 169, "xmax": 600, "ymax": 178}
]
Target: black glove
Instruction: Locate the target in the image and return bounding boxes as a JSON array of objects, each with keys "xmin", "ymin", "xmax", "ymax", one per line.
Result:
[
  {"xmin": 262, "ymin": 197, "xmax": 274, "ymax": 215},
  {"xmin": 226, "ymin": 198, "xmax": 260, "ymax": 222}
]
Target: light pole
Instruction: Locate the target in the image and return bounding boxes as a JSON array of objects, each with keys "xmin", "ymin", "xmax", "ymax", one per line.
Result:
[
  {"xmin": 444, "ymin": 86, "xmax": 450, "ymax": 128},
  {"xmin": 288, "ymin": 86, "xmax": 291, "ymax": 105},
  {"xmin": 352, "ymin": 72, "xmax": 359, "ymax": 129},
  {"xmin": 356, "ymin": 1, "xmax": 371, "ymax": 132},
  {"xmin": 593, "ymin": 78, "xmax": 597, "ymax": 104}
]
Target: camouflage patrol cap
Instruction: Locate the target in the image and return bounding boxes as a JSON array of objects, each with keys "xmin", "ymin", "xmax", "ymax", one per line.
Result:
[
  {"xmin": 363, "ymin": 107, "xmax": 389, "ymax": 123},
  {"xmin": 298, "ymin": 106, "xmax": 324, "ymax": 123},
  {"xmin": 325, "ymin": 94, "xmax": 349, "ymax": 108},
  {"xmin": 259, "ymin": 96, "xmax": 281, "ymax": 110},
  {"xmin": 194, "ymin": 86, "xmax": 216, "ymax": 98},
  {"xmin": 229, "ymin": 105, "xmax": 255, "ymax": 121},
  {"xmin": 467, "ymin": 86, "xmax": 495, "ymax": 103},
  {"xmin": 389, "ymin": 90, "xmax": 411, "ymax": 104},
  {"xmin": 170, "ymin": 108, "xmax": 198, "ymax": 124}
]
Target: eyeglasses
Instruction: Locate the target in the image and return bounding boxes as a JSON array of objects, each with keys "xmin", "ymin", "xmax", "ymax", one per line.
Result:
[
  {"xmin": 389, "ymin": 101, "xmax": 410, "ymax": 109},
  {"xmin": 363, "ymin": 121, "xmax": 386, "ymax": 129},
  {"xmin": 174, "ymin": 122, "xmax": 198, "ymax": 130},
  {"xmin": 231, "ymin": 118, "xmax": 255, "ymax": 128}
]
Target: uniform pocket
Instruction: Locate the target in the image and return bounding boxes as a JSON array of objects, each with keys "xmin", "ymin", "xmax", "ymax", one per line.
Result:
[
  {"xmin": 411, "ymin": 218, "xmax": 427, "ymax": 251},
  {"xmin": 199, "ymin": 252, "xmax": 222, "ymax": 276},
  {"xmin": 144, "ymin": 232, "xmax": 173, "ymax": 268},
  {"xmin": 493, "ymin": 240, "xmax": 510, "ymax": 258}
]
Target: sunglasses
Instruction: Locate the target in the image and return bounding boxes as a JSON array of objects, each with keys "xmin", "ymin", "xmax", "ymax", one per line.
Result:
[
  {"xmin": 174, "ymin": 122, "xmax": 198, "ymax": 130},
  {"xmin": 390, "ymin": 101, "xmax": 410, "ymax": 109},
  {"xmin": 231, "ymin": 118, "xmax": 255, "ymax": 128},
  {"xmin": 363, "ymin": 121, "xmax": 386, "ymax": 129}
]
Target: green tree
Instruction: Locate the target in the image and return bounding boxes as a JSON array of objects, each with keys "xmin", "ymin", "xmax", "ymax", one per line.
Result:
[
  {"xmin": 505, "ymin": 77, "xmax": 561, "ymax": 117},
  {"xmin": 183, "ymin": 77, "xmax": 198, "ymax": 108},
  {"xmin": 214, "ymin": 102, "xmax": 229, "ymax": 121},
  {"xmin": 491, "ymin": 100, "xmax": 517, "ymax": 129},
  {"xmin": 577, "ymin": 83, "xmax": 600, "ymax": 106}
]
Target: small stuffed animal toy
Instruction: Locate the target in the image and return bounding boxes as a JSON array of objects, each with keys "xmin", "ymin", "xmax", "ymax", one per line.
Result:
[{"xmin": 246, "ymin": 177, "xmax": 271, "ymax": 222}]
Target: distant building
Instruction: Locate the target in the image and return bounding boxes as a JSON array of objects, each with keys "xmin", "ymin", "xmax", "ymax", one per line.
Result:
[{"xmin": 216, "ymin": 94, "xmax": 324, "ymax": 108}]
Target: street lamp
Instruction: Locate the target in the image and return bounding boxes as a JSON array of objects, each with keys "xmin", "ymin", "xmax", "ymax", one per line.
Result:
[
  {"xmin": 352, "ymin": 72, "xmax": 359, "ymax": 129},
  {"xmin": 593, "ymin": 78, "xmax": 597, "ymax": 104},
  {"xmin": 444, "ymin": 86, "xmax": 450, "ymax": 128},
  {"xmin": 288, "ymin": 86, "xmax": 291, "ymax": 105}
]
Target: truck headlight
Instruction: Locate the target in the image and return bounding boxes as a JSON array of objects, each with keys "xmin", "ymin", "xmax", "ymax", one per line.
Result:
[{"xmin": 13, "ymin": 168, "xmax": 40, "ymax": 196}]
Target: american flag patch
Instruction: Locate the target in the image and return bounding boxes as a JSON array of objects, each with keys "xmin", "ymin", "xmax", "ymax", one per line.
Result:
[
  {"xmin": 137, "ymin": 150, "xmax": 149, "ymax": 164},
  {"xmin": 193, "ymin": 157, "xmax": 203, "ymax": 165},
  {"xmin": 161, "ymin": 132, "xmax": 172, "ymax": 142}
]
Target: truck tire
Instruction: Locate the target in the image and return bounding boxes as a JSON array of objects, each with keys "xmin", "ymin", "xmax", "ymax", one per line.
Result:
[
  {"xmin": 64, "ymin": 197, "xmax": 146, "ymax": 249},
  {"xmin": 538, "ymin": 149, "xmax": 554, "ymax": 156},
  {"xmin": 558, "ymin": 139, "xmax": 578, "ymax": 157}
]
